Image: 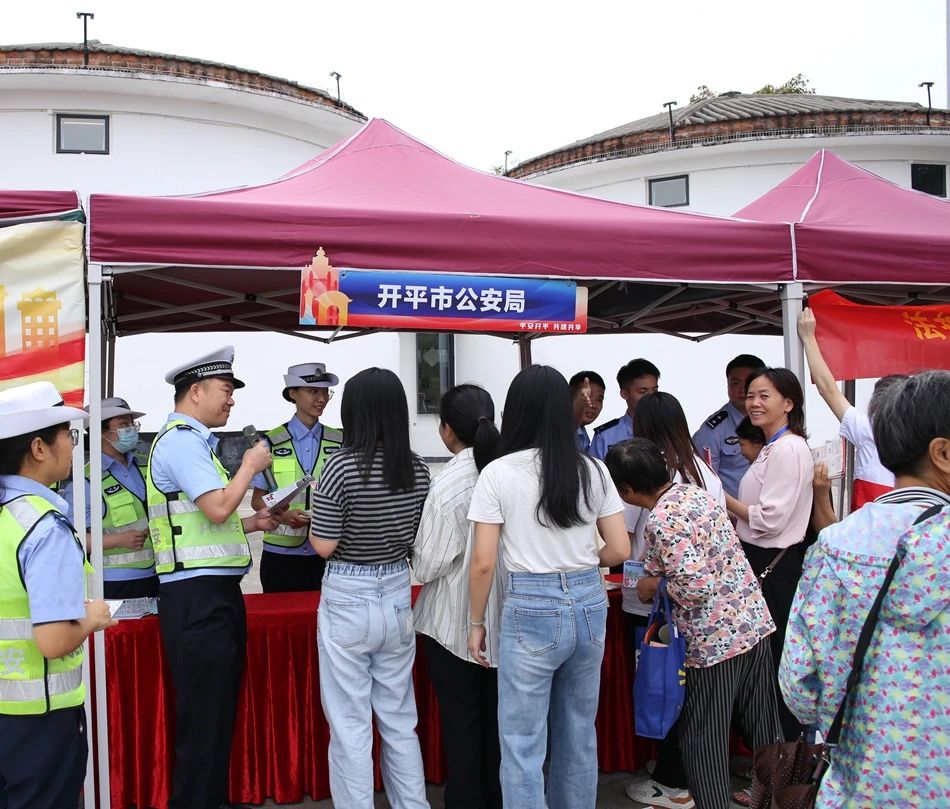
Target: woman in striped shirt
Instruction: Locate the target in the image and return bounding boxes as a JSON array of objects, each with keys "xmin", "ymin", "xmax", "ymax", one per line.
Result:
[
  {"xmin": 413, "ymin": 384, "xmax": 502, "ymax": 809},
  {"xmin": 310, "ymin": 368, "xmax": 431, "ymax": 809}
]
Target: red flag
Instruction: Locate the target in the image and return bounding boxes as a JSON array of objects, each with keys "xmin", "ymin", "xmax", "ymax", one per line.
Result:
[{"xmin": 809, "ymin": 290, "xmax": 950, "ymax": 380}]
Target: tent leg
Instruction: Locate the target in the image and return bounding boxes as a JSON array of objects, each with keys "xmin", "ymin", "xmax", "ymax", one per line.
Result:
[
  {"xmin": 87, "ymin": 263, "xmax": 112, "ymax": 809},
  {"xmin": 780, "ymin": 283, "xmax": 805, "ymax": 383},
  {"xmin": 106, "ymin": 331, "xmax": 116, "ymax": 397},
  {"xmin": 518, "ymin": 335, "xmax": 532, "ymax": 369},
  {"xmin": 840, "ymin": 380, "xmax": 857, "ymax": 519}
]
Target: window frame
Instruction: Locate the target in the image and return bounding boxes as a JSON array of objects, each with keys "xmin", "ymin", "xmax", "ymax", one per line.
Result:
[
  {"xmin": 910, "ymin": 163, "xmax": 947, "ymax": 198},
  {"xmin": 415, "ymin": 333, "xmax": 455, "ymax": 415},
  {"xmin": 55, "ymin": 113, "xmax": 110, "ymax": 155},
  {"xmin": 648, "ymin": 174, "xmax": 690, "ymax": 208}
]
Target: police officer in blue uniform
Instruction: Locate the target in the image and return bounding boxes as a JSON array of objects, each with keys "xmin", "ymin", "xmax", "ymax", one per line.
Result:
[
  {"xmin": 250, "ymin": 362, "xmax": 343, "ymax": 592},
  {"xmin": 63, "ymin": 396, "xmax": 157, "ymax": 599},
  {"xmin": 589, "ymin": 358, "xmax": 660, "ymax": 461},
  {"xmin": 691, "ymin": 353, "xmax": 765, "ymax": 498},
  {"xmin": 147, "ymin": 347, "xmax": 277, "ymax": 809},
  {"xmin": 0, "ymin": 382, "xmax": 115, "ymax": 809},
  {"xmin": 569, "ymin": 370, "xmax": 605, "ymax": 453}
]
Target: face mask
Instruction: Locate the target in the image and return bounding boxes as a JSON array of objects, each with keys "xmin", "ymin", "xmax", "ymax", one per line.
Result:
[{"xmin": 111, "ymin": 426, "xmax": 139, "ymax": 453}]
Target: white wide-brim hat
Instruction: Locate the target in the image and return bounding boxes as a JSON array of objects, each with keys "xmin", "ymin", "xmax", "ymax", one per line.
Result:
[
  {"xmin": 282, "ymin": 362, "xmax": 339, "ymax": 402},
  {"xmin": 0, "ymin": 381, "xmax": 89, "ymax": 440},
  {"xmin": 91, "ymin": 397, "xmax": 146, "ymax": 421}
]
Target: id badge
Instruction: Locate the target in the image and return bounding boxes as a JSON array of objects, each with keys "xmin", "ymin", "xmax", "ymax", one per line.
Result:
[{"xmin": 623, "ymin": 559, "xmax": 645, "ymax": 589}]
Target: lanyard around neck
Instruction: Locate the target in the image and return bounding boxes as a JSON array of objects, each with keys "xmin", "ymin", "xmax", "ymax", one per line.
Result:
[{"xmin": 767, "ymin": 425, "xmax": 790, "ymax": 445}]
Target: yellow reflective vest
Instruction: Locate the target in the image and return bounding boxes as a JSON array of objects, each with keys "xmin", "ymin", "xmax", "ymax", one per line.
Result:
[
  {"xmin": 262, "ymin": 423, "xmax": 343, "ymax": 548},
  {"xmin": 145, "ymin": 420, "xmax": 250, "ymax": 575},
  {"xmin": 0, "ymin": 495, "xmax": 87, "ymax": 715},
  {"xmin": 86, "ymin": 460, "xmax": 153, "ymax": 571}
]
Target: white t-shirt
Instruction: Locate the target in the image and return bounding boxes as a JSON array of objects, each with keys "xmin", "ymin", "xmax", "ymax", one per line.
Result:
[
  {"xmin": 468, "ymin": 448, "xmax": 624, "ymax": 573},
  {"xmin": 840, "ymin": 406, "xmax": 895, "ymax": 487}
]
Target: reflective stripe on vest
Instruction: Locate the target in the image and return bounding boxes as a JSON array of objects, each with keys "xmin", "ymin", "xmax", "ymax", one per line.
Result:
[
  {"xmin": 88, "ymin": 462, "xmax": 154, "ymax": 571},
  {"xmin": 145, "ymin": 420, "xmax": 250, "ymax": 575},
  {"xmin": 0, "ymin": 494, "xmax": 87, "ymax": 715},
  {"xmin": 0, "ymin": 667, "xmax": 82, "ymax": 702},
  {"xmin": 261, "ymin": 422, "xmax": 343, "ymax": 548}
]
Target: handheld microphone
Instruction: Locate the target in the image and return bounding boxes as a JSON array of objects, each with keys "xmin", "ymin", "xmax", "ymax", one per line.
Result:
[{"xmin": 242, "ymin": 424, "xmax": 278, "ymax": 492}]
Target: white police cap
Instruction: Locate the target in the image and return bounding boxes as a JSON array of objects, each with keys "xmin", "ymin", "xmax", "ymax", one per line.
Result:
[
  {"xmin": 164, "ymin": 345, "xmax": 246, "ymax": 390},
  {"xmin": 0, "ymin": 381, "xmax": 89, "ymax": 440},
  {"xmin": 282, "ymin": 362, "xmax": 339, "ymax": 402},
  {"xmin": 89, "ymin": 397, "xmax": 146, "ymax": 421}
]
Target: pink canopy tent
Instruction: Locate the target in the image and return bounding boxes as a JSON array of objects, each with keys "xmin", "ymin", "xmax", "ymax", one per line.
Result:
[
  {"xmin": 735, "ymin": 149, "xmax": 950, "ymax": 287},
  {"xmin": 88, "ymin": 118, "xmax": 795, "ymax": 340},
  {"xmin": 0, "ymin": 189, "xmax": 81, "ymax": 221}
]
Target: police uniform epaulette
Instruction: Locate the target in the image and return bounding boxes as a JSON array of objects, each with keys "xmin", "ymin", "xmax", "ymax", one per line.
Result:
[
  {"xmin": 174, "ymin": 423, "xmax": 193, "ymax": 431},
  {"xmin": 593, "ymin": 418, "xmax": 620, "ymax": 435},
  {"xmin": 705, "ymin": 411, "xmax": 728, "ymax": 430},
  {"xmin": 323, "ymin": 426, "xmax": 343, "ymax": 443},
  {"xmin": 268, "ymin": 426, "xmax": 292, "ymax": 445}
]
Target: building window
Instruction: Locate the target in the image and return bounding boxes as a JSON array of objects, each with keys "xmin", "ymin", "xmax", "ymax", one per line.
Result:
[
  {"xmin": 56, "ymin": 114, "xmax": 110, "ymax": 154},
  {"xmin": 649, "ymin": 175, "xmax": 689, "ymax": 207},
  {"xmin": 911, "ymin": 163, "xmax": 946, "ymax": 197},
  {"xmin": 416, "ymin": 333, "xmax": 454, "ymax": 414}
]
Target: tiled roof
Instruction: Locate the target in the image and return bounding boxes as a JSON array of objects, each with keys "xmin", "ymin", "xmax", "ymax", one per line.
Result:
[
  {"xmin": 513, "ymin": 93, "xmax": 948, "ymax": 176},
  {"xmin": 0, "ymin": 41, "xmax": 366, "ymax": 119}
]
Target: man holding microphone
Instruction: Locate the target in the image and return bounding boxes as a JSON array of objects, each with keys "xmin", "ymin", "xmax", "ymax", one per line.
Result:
[{"xmin": 145, "ymin": 346, "xmax": 277, "ymax": 809}]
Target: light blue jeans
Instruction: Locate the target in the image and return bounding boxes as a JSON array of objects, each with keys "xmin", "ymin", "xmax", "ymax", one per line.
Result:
[
  {"xmin": 498, "ymin": 568, "xmax": 608, "ymax": 809},
  {"xmin": 317, "ymin": 561, "xmax": 429, "ymax": 809}
]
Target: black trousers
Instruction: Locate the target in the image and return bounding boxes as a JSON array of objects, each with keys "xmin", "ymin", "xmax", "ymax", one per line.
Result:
[
  {"xmin": 678, "ymin": 639, "xmax": 781, "ymax": 809},
  {"xmin": 422, "ymin": 634, "xmax": 503, "ymax": 809},
  {"xmin": 623, "ymin": 611, "xmax": 689, "ymax": 789},
  {"xmin": 259, "ymin": 549, "xmax": 326, "ymax": 593},
  {"xmin": 104, "ymin": 574, "xmax": 159, "ymax": 600},
  {"xmin": 0, "ymin": 706, "xmax": 87, "ymax": 809},
  {"xmin": 158, "ymin": 575, "xmax": 247, "ymax": 809},
  {"xmin": 741, "ymin": 542, "xmax": 807, "ymax": 741}
]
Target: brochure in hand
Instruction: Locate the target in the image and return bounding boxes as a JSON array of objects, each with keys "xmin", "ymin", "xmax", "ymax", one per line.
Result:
[{"xmin": 262, "ymin": 475, "xmax": 314, "ymax": 511}]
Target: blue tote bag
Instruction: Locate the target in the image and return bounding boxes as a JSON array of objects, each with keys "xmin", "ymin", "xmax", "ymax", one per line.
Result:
[{"xmin": 633, "ymin": 578, "xmax": 687, "ymax": 739}]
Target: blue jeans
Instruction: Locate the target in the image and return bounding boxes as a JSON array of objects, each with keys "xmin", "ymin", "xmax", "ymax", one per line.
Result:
[
  {"xmin": 498, "ymin": 568, "xmax": 608, "ymax": 809},
  {"xmin": 317, "ymin": 561, "xmax": 429, "ymax": 809}
]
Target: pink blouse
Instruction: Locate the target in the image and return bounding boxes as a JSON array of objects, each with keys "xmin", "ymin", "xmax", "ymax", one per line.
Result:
[{"xmin": 736, "ymin": 433, "xmax": 814, "ymax": 549}]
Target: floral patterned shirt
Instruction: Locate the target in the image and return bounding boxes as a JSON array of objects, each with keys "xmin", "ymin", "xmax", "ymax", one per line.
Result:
[
  {"xmin": 779, "ymin": 490, "xmax": 950, "ymax": 808},
  {"xmin": 644, "ymin": 483, "xmax": 775, "ymax": 668}
]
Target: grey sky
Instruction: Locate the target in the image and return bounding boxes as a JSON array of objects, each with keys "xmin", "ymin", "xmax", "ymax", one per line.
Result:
[{"xmin": 7, "ymin": 0, "xmax": 948, "ymax": 171}]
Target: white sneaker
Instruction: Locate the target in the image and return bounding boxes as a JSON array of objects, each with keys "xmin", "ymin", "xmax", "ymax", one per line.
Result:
[{"xmin": 625, "ymin": 779, "xmax": 695, "ymax": 808}]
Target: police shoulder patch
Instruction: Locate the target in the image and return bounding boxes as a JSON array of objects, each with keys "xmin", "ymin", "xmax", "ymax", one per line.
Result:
[
  {"xmin": 704, "ymin": 411, "xmax": 728, "ymax": 430},
  {"xmin": 593, "ymin": 418, "xmax": 620, "ymax": 435},
  {"xmin": 273, "ymin": 447, "xmax": 293, "ymax": 457}
]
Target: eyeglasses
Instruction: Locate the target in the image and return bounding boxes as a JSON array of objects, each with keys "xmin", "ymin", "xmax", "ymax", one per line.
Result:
[
  {"xmin": 105, "ymin": 421, "xmax": 141, "ymax": 433},
  {"xmin": 68, "ymin": 428, "xmax": 80, "ymax": 447}
]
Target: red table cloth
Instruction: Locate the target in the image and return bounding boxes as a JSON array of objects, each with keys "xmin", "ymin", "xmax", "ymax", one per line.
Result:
[{"xmin": 106, "ymin": 583, "xmax": 649, "ymax": 808}]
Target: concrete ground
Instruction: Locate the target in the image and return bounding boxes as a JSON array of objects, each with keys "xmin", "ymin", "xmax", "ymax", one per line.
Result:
[{"xmin": 257, "ymin": 768, "xmax": 750, "ymax": 807}]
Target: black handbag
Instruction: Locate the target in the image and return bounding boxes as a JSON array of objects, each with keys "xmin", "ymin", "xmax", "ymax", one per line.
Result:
[{"xmin": 748, "ymin": 504, "xmax": 944, "ymax": 809}]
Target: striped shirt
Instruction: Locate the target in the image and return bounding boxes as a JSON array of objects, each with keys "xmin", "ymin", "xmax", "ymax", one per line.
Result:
[
  {"xmin": 310, "ymin": 449, "xmax": 430, "ymax": 564},
  {"xmin": 412, "ymin": 448, "xmax": 504, "ymax": 667}
]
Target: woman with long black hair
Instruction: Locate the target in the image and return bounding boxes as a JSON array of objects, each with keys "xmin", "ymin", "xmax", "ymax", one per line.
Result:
[
  {"xmin": 310, "ymin": 368, "xmax": 431, "ymax": 809},
  {"xmin": 0, "ymin": 382, "xmax": 115, "ymax": 809},
  {"xmin": 413, "ymin": 384, "xmax": 503, "ymax": 809},
  {"xmin": 467, "ymin": 365, "xmax": 630, "ymax": 809}
]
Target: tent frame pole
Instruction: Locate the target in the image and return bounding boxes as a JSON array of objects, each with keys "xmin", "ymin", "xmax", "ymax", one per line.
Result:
[
  {"xmin": 87, "ymin": 263, "xmax": 111, "ymax": 809},
  {"xmin": 780, "ymin": 282, "xmax": 805, "ymax": 383},
  {"xmin": 518, "ymin": 335, "xmax": 532, "ymax": 369}
]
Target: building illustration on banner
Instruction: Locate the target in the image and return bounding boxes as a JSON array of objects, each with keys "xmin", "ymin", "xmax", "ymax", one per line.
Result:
[
  {"xmin": 300, "ymin": 248, "xmax": 351, "ymax": 327},
  {"xmin": 17, "ymin": 288, "xmax": 61, "ymax": 352}
]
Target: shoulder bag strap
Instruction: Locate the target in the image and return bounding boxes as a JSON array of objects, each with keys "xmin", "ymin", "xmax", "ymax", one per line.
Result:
[{"xmin": 824, "ymin": 503, "xmax": 945, "ymax": 745}]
